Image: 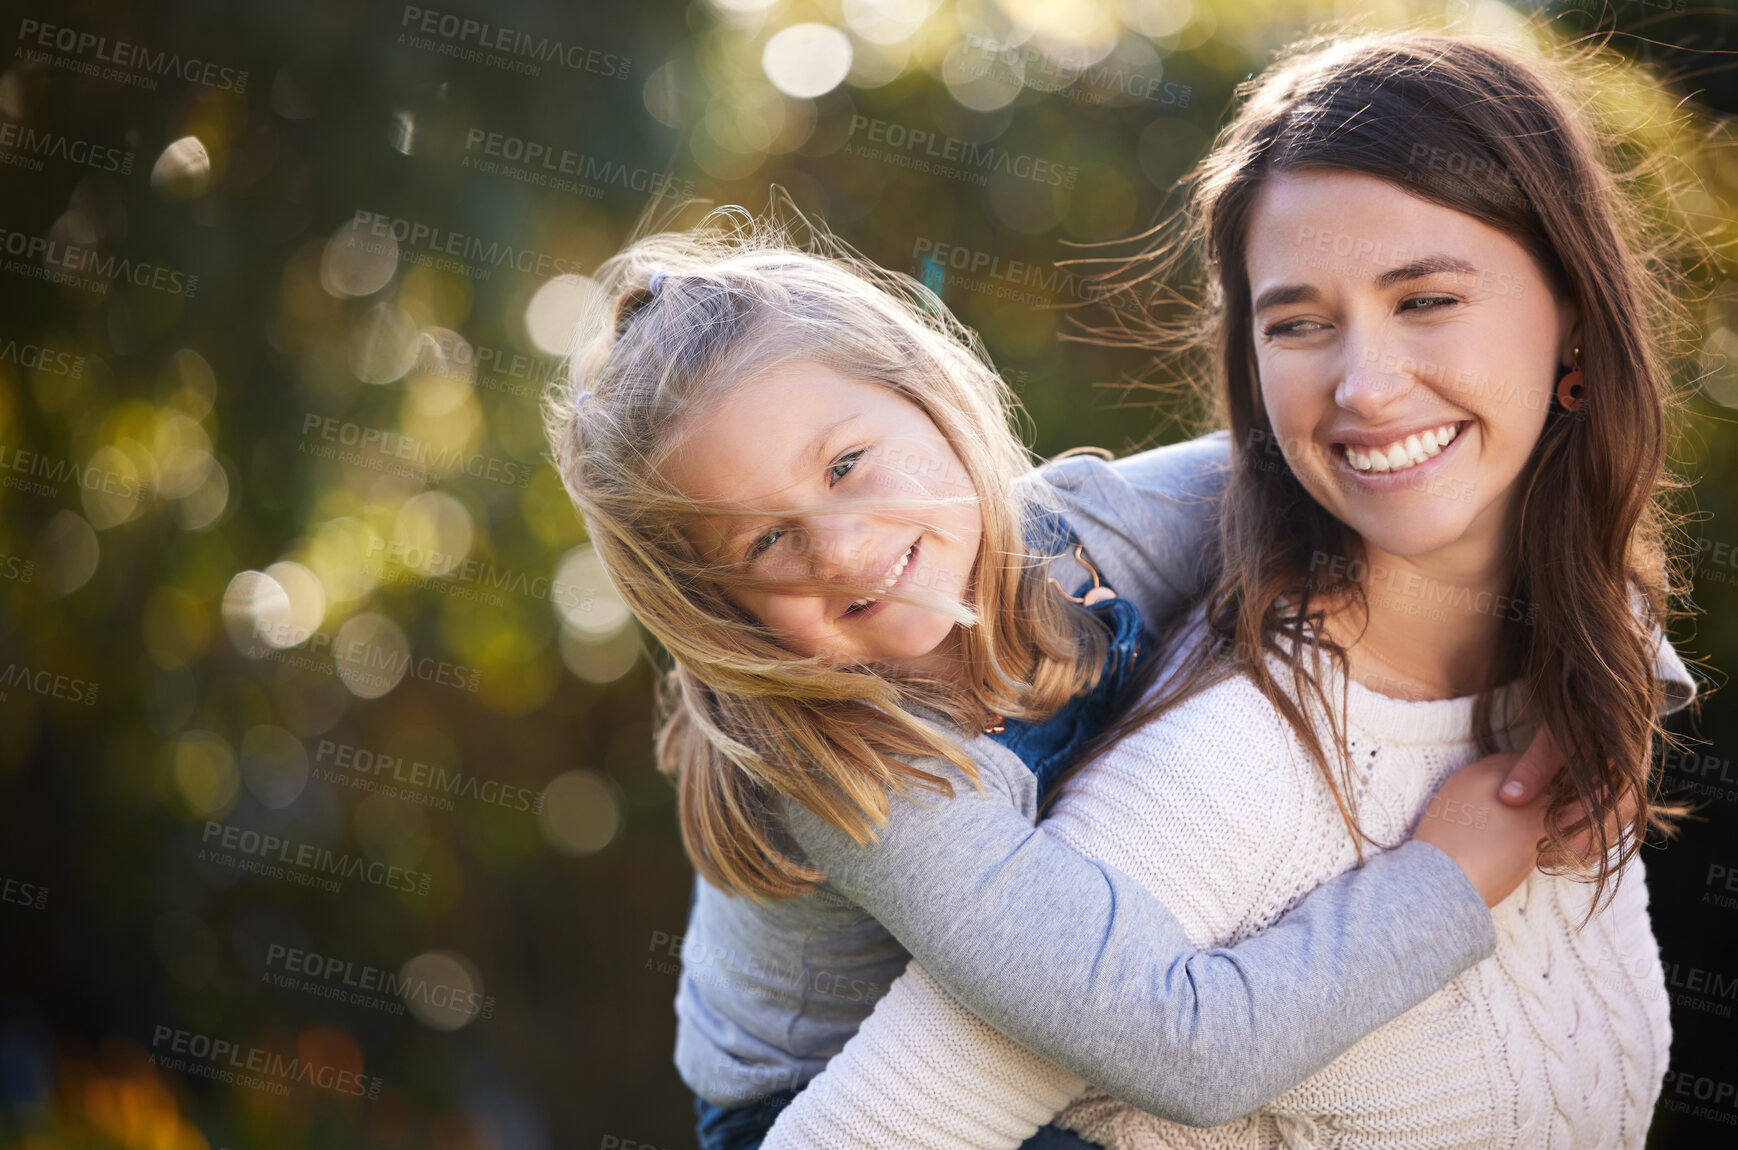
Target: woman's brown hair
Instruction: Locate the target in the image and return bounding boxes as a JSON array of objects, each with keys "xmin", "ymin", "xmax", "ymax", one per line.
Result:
[{"xmin": 1056, "ymin": 28, "xmax": 1707, "ymax": 917}]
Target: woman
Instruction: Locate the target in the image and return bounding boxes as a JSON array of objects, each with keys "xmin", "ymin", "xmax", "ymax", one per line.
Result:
[{"xmin": 760, "ymin": 28, "xmax": 1703, "ymax": 1149}]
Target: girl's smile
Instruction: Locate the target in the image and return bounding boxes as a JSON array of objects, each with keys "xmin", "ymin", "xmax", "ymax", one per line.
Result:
[{"xmin": 840, "ymin": 537, "xmax": 919, "ymax": 620}]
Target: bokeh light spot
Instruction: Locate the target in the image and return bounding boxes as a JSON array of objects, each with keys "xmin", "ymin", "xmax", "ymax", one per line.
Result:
[
  {"xmin": 537, "ymin": 769, "xmax": 623, "ymax": 856},
  {"xmin": 150, "ymin": 136, "xmax": 212, "ymax": 198},
  {"xmin": 399, "ymin": 951, "xmax": 485, "ymax": 1031},
  {"xmin": 170, "ymin": 729, "xmax": 239, "ymax": 818},
  {"xmin": 523, "ymin": 274, "xmax": 602, "ymax": 356},
  {"xmin": 79, "ymin": 444, "xmax": 148, "ymax": 530},
  {"xmin": 321, "ymin": 217, "xmax": 399, "ymax": 299},
  {"xmin": 393, "ymin": 491, "xmax": 475, "ymax": 577},
  {"xmin": 553, "ymin": 544, "xmax": 631, "ymax": 638},
  {"xmin": 333, "ymin": 612, "xmax": 411, "ymax": 699},
  {"xmin": 350, "ymin": 302, "xmax": 422, "ymax": 384},
  {"xmin": 238, "ymin": 724, "xmax": 311, "ymax": 808},
  {"xmin": 223, "ymin": 569, "xmax": 294, "ymax": 654},
  {"xmin": 763, "ymin": 24, "xmax": 853, "ymax": 99},
  {"xmin": 37, "ymin": 511, "xmax": 99, "ymax": 597}
]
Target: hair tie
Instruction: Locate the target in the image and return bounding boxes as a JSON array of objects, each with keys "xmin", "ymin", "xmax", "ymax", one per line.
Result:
[
  {"xmin": 648, "ymin": 269, "xmax": 669, "ymax": 295},
  {"xmin": 575, "ymin": 390, "xmax": 595, "ymax": 405}
]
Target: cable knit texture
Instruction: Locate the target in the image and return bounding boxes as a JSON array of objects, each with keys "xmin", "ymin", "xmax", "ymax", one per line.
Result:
[{"xmin": 763, "ymin": 645, "xmax": 1670, "ymax": 1150}]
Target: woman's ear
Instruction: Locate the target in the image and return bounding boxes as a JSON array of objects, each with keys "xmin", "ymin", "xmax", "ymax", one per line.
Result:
[{"xmin": 1558, "ymin": 299, "xmax": 1582, "ymax": 368}]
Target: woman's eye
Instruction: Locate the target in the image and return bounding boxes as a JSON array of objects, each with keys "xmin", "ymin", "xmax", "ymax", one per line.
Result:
[
  {"xmin": 829, "ymin": 450, "xmax": 863, "ymax": 486},
  {"xmin": 1263, "ymin": 317, "xmax": 1324, "ymax": 337},
  {"xmin": 1400, "ymin": 295, "xmax": 1459, "ymax": 313},
  {"xmin": 748, "ymin": 528, "xmax": 784, "ymax": 560}
]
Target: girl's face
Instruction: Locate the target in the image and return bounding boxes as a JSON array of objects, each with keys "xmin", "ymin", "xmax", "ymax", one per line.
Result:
[
  {"xmin": 664, "ymin": 359, "xmax": 983, "ymax": 671},
  {"xmin": 1245, "ymin": 169, "xmax": 1578, "ymax": 567}
]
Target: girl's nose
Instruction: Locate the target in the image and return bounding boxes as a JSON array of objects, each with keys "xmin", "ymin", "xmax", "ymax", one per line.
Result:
[{"xmin": 799, "ymin": 514, "xmax": 882, "ymax": 579}]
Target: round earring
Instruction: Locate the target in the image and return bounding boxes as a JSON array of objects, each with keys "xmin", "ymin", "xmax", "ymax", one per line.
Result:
[{"xmin": 1555, "ymin": 346, "xmax": 1584, "ymax": 413}]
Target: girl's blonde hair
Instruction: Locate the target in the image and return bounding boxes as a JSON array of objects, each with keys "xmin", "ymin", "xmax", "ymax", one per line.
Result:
[{"xmin": 543, "ymin": 200, "xmax": 1107, "ymax": 900}]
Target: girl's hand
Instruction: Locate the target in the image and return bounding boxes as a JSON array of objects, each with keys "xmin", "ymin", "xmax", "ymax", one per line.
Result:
[{"xmin": 1414, "ymin": 730, "xmax": 1561, "ymax": 908}]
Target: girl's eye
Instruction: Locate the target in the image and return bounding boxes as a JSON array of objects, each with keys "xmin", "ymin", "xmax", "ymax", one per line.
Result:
[
  {"xmin": 1400, "ymin": 295, "xmax": 1459, "ymax": 313},
  {"xmin": 748, "ymin": 528, "xmax": 784, "ymax": 561},
  {"xmin": 829, "ymin": 450, "xmax": 863, "ymax": 486}
]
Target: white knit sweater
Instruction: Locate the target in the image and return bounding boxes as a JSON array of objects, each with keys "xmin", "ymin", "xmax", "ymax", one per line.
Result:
[{"xmin": 761, "ymin": 649, "xmax": 1671, "ymax": 1150}]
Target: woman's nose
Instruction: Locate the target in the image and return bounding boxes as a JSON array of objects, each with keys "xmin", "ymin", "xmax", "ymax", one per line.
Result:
[{"xmin": 1334, "ymin": 330, "xmax": 1419, "ymax": 418}]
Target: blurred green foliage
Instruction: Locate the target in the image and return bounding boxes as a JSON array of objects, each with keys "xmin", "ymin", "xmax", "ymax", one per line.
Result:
[{"xmin": 0, "ymin": 1, "xmax": 1733, "ymax": 1148}]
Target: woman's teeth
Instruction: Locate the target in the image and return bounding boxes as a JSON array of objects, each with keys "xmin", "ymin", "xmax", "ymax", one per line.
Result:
[
  {"xmin": 849, "ymin": 543, "xmax": 915, "ymax": 611},
  {"xmin": 1343, "ymin": 423, "xmax": 1461, "ymax": 474}
]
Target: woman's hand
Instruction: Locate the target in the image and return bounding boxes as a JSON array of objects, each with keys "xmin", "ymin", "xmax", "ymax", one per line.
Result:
[
  {"xmin": 1414, "ymin": 737, "xmax": 1556, "ymax": 908},
  {"xmin": 1488, "ymin": 725, "xmax": 1641, "ymax": 871},
  {"xmin": 1489, "ymin": 725, "xmax": 1562, "ymax": 805}
]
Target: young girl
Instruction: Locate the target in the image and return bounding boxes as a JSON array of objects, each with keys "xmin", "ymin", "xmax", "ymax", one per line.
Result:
[
  {"xmin": 756, "ymin": 29, "xmax": 1704, "ymax": 1149},
  {"xmin": 541, "ymin": 204, "xmax": 1659, "ymax": 1149}
]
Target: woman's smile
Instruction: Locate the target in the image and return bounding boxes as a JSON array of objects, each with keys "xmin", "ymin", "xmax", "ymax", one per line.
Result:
[{"xmin": 1330, "ymin": 419, "xmax": 1471, "ymax": 489}]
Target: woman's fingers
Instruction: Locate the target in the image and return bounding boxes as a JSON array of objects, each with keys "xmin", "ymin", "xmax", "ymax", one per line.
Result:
[
  {"xmin": 1497, "ymin": 725, "xmax": 1564, "ymax": 805},
  {"xmin": 1538, "ymin": 787, "xmax": 1641, "ymax": 870}
]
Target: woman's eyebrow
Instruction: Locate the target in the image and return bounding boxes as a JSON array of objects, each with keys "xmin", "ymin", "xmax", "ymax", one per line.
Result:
[
  {"xmin": 1252, "ymin": 254, "xmax": 1479, "ymax": 313},
  {"xmin": 1374, "ymin": 254, "xmax": 1477, "ymax": 288},
  {"xmin": 1252, "ymin": 283, "xmax": 1319, "ymax": 313}
]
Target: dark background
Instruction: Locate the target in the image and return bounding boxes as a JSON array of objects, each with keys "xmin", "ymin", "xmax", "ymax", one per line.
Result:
[{"xmin": 0, "ymin": 0, "xmax": 1733, "ymax": 1147}]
